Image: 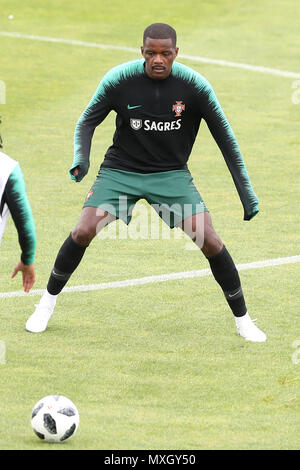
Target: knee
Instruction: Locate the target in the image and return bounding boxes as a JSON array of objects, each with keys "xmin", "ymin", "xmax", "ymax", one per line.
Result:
[
  {"xmin": 72, "ymin": 225, "xmax": 95, "ymax": 247},
  {"xmin": 201, "ymin": 228, "xmax": 223, "ymax": 258}
]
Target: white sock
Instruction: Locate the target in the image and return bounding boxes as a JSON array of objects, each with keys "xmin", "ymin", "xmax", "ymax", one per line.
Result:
[
  {"xmin": 235, "ymin": 311, "xmax": 250, "ymax": 327},
  {"xmin": 39, "ymin": 290, "xmax": 57, "ymax": 308}
]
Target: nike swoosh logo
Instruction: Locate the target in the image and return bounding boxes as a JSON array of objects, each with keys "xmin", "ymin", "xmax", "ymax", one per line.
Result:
[
  {"xmin": 228, "ymin": 289, "xmax": 242, "ymax": 298},
  {"xmin": 127, "ymin": 104, "xmax": 142, "ymax": 110},
  {"xmin": 52, "ymin": 270, "xmax": 65, "ymax": 278}
]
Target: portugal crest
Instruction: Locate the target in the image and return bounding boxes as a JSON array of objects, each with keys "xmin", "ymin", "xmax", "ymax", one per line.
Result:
[
  {"xmin": 172, "ymin": 101, "xmax": 185, "ymax": 117},
  {"xmin": 130, "ymin": 118, "xmax": 142, "ymax": 130}
]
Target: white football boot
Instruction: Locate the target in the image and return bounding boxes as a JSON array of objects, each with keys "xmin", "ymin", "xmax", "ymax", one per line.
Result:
[
  {"xmin": 26, "ymin": 295, "xmax": 56, "ymax": 333},
  {"xmin": 235, "ymin": 312, "xmax": 267, "ymax": 342}
]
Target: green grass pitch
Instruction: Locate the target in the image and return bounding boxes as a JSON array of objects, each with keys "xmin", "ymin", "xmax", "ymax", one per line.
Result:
[{"xmin": 0, "ymin": 0, "xmax": 299, "ymax": 450}]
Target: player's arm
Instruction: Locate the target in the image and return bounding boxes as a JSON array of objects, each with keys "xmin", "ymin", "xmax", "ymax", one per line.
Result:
[
  {"xmin": 200, "ymin": 81, "xmax": 259, "ymax": 221},
  {"xmin": 70, "ymin": 77, "xmax": 113, "ymax": 182},
  {"xmin": 3, "ymin": 164, "xmax": 36, "ymax": 291}
]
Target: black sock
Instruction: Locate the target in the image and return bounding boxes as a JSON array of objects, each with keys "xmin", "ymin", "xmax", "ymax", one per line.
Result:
[
  {"xmin": 47, "ymin": 233, "xmax": 87, "ymax": 295},
  {"xmin": 207, "ymin": 245, "xmax": 247, "ymax": 317}
]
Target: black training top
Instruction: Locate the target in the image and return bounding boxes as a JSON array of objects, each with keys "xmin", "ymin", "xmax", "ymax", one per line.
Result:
[{"xmin": 70, "ymin": 59, "xmax": 259, "ymax": 220}]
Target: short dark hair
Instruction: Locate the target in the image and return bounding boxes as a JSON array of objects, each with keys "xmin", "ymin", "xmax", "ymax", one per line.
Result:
[{"xmin": 143, "ymin": 23, "xmax": 177, "ymax": 47}]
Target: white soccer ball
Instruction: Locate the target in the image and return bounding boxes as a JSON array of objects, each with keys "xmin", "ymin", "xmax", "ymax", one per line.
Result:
[{"xmin": 31, "ymin": 395, "xmax": 79, "ymax": 443}]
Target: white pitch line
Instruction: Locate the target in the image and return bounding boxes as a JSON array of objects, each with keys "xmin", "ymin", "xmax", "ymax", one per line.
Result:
[
  {"xmin": 1, "ymin": 31, "xmax": 300, "ymax": 79},
  {"xmin": 1, "ymin": 254, "xmax": 300, "ymax": 299}
]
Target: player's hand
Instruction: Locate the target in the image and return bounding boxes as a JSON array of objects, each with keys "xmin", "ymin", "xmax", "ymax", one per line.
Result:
[
  {"xmin": 244, "ymin": 205, "xmax": 259, "ymax": 221},
  {"xmin": 69, "ymin": 163, "xmax": 89, "ymax": 182},
  {"xmin": 71, "ymin": 166, "xmax": 79, "ymax": 178},
  {"xmin": 11, "ymin": 260, "xmax": 36, "ymax": 293}
]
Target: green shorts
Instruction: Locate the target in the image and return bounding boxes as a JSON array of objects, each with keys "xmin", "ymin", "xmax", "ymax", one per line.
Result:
[{"xmin": 83, "ymin": 168, "xmax": 208, "ymax": 228}]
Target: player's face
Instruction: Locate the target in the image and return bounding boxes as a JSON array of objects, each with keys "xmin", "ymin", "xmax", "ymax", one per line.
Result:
[{"xmin": 141, "ymin": 38, "xmax": 178, "ymax": 80}]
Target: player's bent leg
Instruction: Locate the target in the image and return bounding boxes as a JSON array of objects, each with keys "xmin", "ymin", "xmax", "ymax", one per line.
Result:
[
  {"xmin": 180, "ymin": 212, "xmax": 223, "ymax": 255},
  {"xmin": 72, "ymin": 207, "xmax": 116, "ymax": 246},
  {"xmin": 181, "ymin": 212, "xmax": 266, "ymax": 342},
  {"xmin": 26, "ymin": 207, "xmax": 116, "ymax": 333},
  {"xmin": 47, "ymin": 207, "xmax": 115, "ymax": 295}
]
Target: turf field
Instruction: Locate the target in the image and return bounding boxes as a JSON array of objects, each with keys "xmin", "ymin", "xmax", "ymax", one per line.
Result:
[{"xmin": 0, "ymin": 0, "xmax": 299, "ymax": 450}]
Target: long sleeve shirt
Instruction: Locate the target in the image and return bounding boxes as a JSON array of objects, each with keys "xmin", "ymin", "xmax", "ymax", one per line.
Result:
[
  {"xmin": 0, "ymin": 154, "xmax": 36, "ymax": 265},
  {"xmin": 70, "ymin": 59, "xmax": 259, "ymax": 220}
]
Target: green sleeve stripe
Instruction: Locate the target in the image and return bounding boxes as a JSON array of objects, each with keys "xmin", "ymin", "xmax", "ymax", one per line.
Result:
[
  {"xmin": 86, "ymin": 59, "xmax": 145, "ymax": 106},
  {"xmin": 8, "ymin": 165, "xmax": 36, "ymax": 265},
  {"xmin": 72, "ymin": 59, "xmax": 145, "ymax": 181},
  {"xmin": 172, "ymin": 61, "xmax": 210, "ymax": 92},
  {"xmin": 172, "ymin": 61, "xmax": 259, "ymax": 215}
]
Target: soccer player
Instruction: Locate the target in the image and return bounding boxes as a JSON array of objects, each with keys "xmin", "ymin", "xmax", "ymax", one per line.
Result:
[
  {"xmin": 0, "ymin": 150, "xmax": 36, "ymax": 292},
  {"xmin": 26, "ymin": 23, "xmax": 266, "ymax": 341}
]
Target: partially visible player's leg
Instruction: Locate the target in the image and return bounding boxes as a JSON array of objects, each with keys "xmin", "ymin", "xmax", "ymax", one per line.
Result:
[
  {"xmin": 181, "ymin": 212, "xmax": 266, "ymax": 342},
  {"xmin": 47, "ymin": 207, "xmax": 115, "ymax": 295},
  {"xmin": 26, "ymin": 169, "xmax": 141, "ymax": 333},
  {"xmin": 26, "ymin": 207, "xmax": 115, "ymax": 333}
]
